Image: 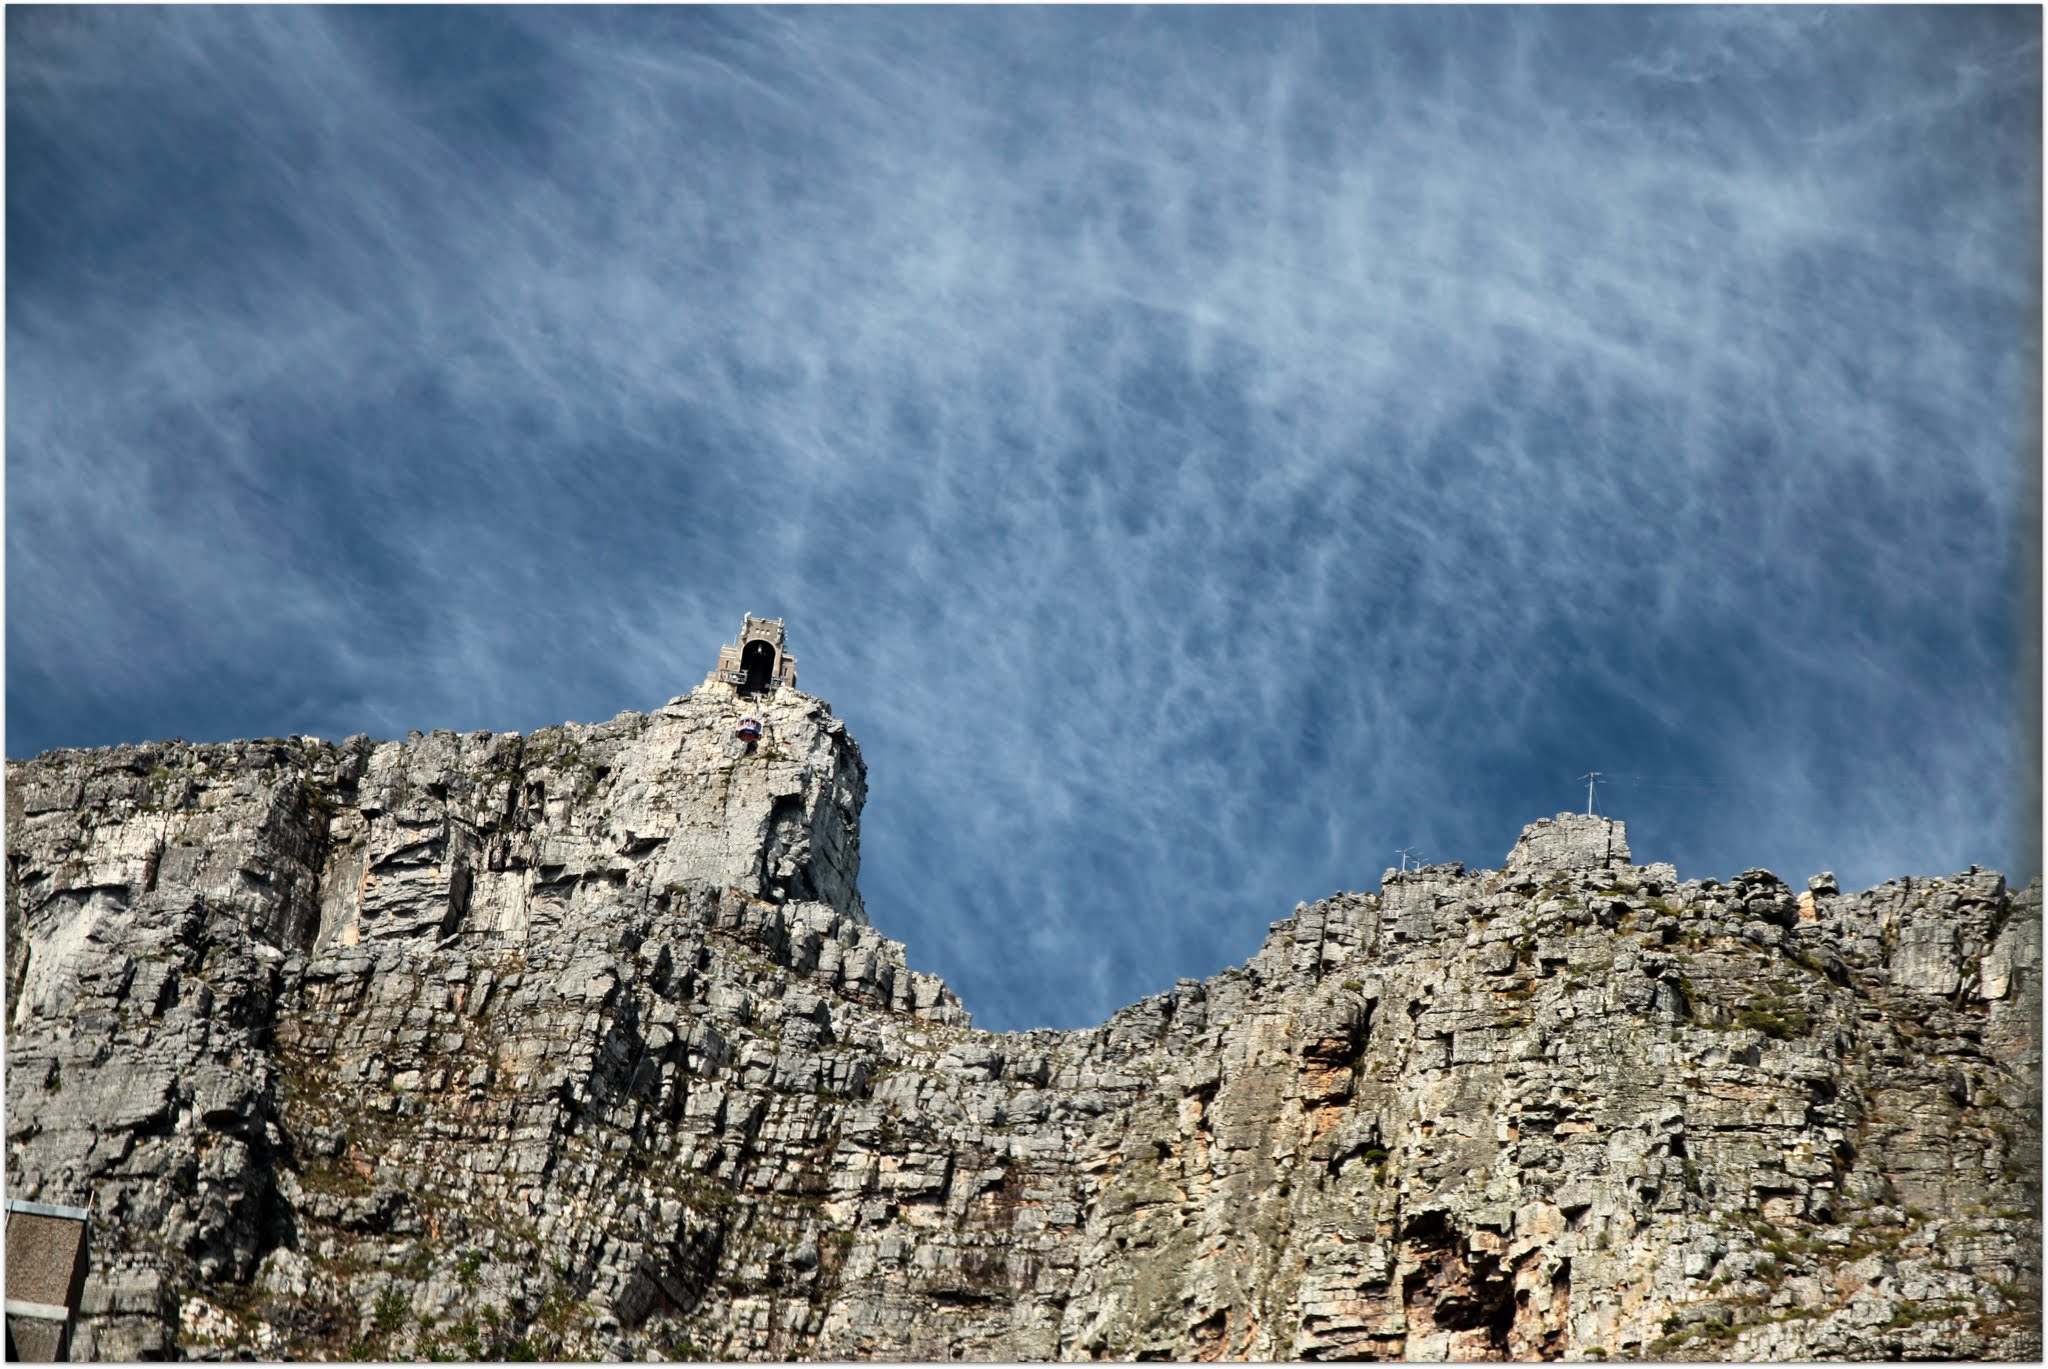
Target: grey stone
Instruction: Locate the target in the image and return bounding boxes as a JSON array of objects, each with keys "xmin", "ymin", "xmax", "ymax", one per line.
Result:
[
  {"xmin": 5, "ymin": 684, "xmax": 2038, "ymax": 1362},
  {"xmin": 1504, "ymin": 812, "xmax": 1632, "ymax": 875}
]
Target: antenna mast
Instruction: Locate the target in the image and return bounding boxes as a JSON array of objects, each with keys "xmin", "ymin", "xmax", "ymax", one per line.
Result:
[{"xmin": 1581, "ymin": 772, "xmax": 1602, "ymax": 816}]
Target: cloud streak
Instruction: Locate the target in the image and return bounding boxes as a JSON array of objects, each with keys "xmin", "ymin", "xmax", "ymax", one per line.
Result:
[{"xmin": 9, "ymin": 6, "xmax": 2039, "ymax": 1028}]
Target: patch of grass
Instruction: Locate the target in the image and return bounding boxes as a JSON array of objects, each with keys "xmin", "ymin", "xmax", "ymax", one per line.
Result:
[
  {"xmin": 449, "ymin": 1320, "xmax": 483, "ymax": 1358},
  {"xmin": 1646, "ymin": 1319, "xmax": 1738, "ymax": 1358},
  {"xmin": 1786, "ymin": 944, "xmax": 1833, "ymax": 978},
  {"xmin": 373, "ymin": 1289, "xmax": 410, "ymax": 1334},
  {"xmin": 1734, "ymin": 993, "xmax": 1812, "ymax": 1041}
]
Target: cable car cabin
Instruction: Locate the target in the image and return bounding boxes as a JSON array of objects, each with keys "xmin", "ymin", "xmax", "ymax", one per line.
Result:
[
  {"xmin": 737, "ymin": 717, "xmax": 763, "ymax": 743},
  {"xmin": 739, "ymin": 639, "xmax": 778, "ymax": 695}
]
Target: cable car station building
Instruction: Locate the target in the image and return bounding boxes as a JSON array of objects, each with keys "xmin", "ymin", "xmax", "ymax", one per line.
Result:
[{"xmin": 707, "ymin": 615, "xmax": 798, "ymax": 697}]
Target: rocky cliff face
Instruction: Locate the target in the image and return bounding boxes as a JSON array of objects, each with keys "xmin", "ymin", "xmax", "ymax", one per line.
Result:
[{"xmin": 6, "ymin": 685, "xmax": 2040, "ymax": 1361}]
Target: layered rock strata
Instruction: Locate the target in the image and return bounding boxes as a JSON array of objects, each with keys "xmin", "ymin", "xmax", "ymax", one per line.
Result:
[{"xmin": 5, "ymin": 686, "xmax": 2040, "ymax": 1361}]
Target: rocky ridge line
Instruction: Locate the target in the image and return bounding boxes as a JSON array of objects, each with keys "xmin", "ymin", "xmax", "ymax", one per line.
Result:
[{"xmin": 5, "ymin": 685, "xmax": 2040, "ymax": 1360}]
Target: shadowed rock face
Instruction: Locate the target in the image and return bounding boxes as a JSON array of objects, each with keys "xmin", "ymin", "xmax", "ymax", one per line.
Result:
[{"xmin": 5, "ymin": 687, "xmax": 2040, "ymax": 1361}]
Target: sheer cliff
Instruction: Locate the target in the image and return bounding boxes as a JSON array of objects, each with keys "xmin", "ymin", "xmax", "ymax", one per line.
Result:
[{"xmin": 5, "ymin": 684, "xmax": 2040, "ymax": 1361}]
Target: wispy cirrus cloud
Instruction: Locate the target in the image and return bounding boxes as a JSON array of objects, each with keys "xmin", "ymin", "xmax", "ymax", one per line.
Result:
[{"xmin": 9, "ymin": 6, "xmax": 2038, "ymax": 1028}]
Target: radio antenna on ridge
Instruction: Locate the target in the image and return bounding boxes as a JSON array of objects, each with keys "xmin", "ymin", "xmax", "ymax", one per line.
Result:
[
  {"xmin": 1581, "ymin": 772, "xmax": 1602, "ymax": 816},
  {"xmin": 1397, "ymin": 845, "xmax": 1420, "ymax": 873}
]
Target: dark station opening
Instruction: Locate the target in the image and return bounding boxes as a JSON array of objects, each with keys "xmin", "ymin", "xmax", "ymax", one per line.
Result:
[{"xmin": 740, "ymin": 639, "xmax": 777, "ymax": 695}]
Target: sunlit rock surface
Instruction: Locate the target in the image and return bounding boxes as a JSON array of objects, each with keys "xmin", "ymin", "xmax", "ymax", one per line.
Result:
[{"xmin": 6, "ymin": 687, "xmax": 2039, "ymax": 1360}]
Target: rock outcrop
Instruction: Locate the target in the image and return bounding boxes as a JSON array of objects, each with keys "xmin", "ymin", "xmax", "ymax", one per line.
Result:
[{"xmin": 5, "ymin": 687, "xmax": 2040, "ymax": 1361}]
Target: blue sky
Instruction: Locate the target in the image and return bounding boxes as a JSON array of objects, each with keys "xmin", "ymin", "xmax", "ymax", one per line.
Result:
[{"xmin": 8, "ymin": 6, "xmax": 2040, "ymax": 1031}]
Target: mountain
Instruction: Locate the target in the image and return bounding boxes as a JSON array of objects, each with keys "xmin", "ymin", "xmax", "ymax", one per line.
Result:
[{"xmin": 5, "ymin": 675, "xmax": 2039, "ymax": 1360}]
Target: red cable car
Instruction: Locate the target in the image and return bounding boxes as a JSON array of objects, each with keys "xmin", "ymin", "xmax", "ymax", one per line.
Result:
[{"xmin": 737, "ymin": 717, "xmax": 762, "ymax": 742}]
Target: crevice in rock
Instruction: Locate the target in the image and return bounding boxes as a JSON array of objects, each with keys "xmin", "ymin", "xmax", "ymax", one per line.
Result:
[
  {"xmin": 442, "ymin": 859, "xmax": 473, "ymax": 939},
  {"xmin": 1398, "ymin": 1209, "xmax": 1517, "ymax": 1355},
  {"xmin": 759, "ymin": 794, "xmax": 818, "ymax": 905}
]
